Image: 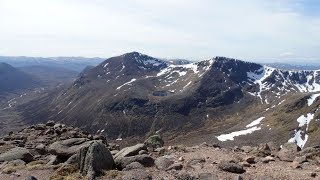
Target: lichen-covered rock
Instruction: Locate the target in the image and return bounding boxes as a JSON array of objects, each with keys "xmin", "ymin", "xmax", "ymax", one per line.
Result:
[
  {"xmin": 79, "ymin": 141, "xmax": 114, "ymax": 179},
  {"xmin": 144, "ymin": 135, "xmax": 164, "ymax": 148}
]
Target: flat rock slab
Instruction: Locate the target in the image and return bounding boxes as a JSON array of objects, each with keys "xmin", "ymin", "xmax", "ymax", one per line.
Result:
[
  {"xmin": 115, "ymin": 154, "xmax": 154, "ymax": 169},
  {"xmin": 48, "ymin": 138, "xmax": 94, "ymax": 157},
  {"xmin": 0, "ymin": 147, "xmax": 34, "ymax": 163},
  {"xmin": 114, "ymin": 143, "xmax": 146, "ymax": 160}
]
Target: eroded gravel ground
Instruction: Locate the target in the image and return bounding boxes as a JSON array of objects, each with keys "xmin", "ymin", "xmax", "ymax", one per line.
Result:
[
  {"xmin": 0, "ymin": 169, "xmax": 54, "ymax": 180},
  {"xmin": 143, "ymin": 146, "xmax": 320, "ymax": 180},
  {"xmin": 1, "ymin": 145, "xmax": 320, "ymax": 180}
]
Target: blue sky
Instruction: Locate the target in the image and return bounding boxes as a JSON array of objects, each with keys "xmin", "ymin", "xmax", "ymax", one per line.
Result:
[{"xmin": 0, "ymin": 0, "xmax": 319, "ymax": 63}]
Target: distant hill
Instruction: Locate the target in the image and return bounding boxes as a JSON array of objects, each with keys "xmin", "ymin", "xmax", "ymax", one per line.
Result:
[
  {"xmin": 264, "ymin": 62, "xmax": 320, "ymax": 70},
  {"xmin": 18, "ymin": 65, "xmax": 78, "ymax": 87},
  {"xmin": 0, "ymin": 62, "xmax": 41, "ymax": 95},
  {"xmin": 0, "ymin": 56, "xmax": 105, "ymax": 72}
]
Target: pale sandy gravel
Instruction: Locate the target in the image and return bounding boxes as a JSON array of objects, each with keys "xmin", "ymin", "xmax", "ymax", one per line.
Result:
[
  {"xmin": 0, "ymin": 169, "xmax": 54, "ymax": 180},
  {"xmin": 144, "ymin": 146, "xmax": 320, "ymax": 180},
  {"xmin": 1, "ymin": 146, "xmax": 320, "ymax": 180}
]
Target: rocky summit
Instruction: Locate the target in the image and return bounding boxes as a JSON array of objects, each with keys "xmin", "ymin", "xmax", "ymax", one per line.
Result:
[{"xmin": 0, "ymin": 122, "xmax": 320, "ymax": 179}]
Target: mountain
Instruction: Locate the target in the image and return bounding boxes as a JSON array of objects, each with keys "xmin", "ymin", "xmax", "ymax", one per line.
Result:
[
  {"xmin": 17, "ymin": 52, "xmax": 320, "ymax": 148},
  {"xmin": 0, "ymin": 56, "xmax": 104, "ymax": 72},
  {"xmin": 0, "ymin": 62, "xmax": 41, "ymax": 95}
]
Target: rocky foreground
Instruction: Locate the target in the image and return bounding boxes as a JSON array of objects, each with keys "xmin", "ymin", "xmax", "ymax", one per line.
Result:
[{"xmin": 0, "ymin": 122, "xmax": 320, "ymax": 180}]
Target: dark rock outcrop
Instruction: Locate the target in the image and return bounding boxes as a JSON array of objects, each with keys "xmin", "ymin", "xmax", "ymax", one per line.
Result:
[{"xmin": 218, "ymin": 162, "xmax": 245, "ymax": 174}]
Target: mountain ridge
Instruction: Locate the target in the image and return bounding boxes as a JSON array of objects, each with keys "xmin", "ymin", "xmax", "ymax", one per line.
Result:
[{"xmin": 16, "ymin": 52, "xmax": 320, "ymax": 149}]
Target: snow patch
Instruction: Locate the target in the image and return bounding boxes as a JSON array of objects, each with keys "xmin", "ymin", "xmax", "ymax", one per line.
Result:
[
  {"xmin": 278, "ymin": 100, "xmax": 286, "ymax": 105},
  {"xmin": 116, "ymin": 79, "xmax": 137, "ymax": 90},
  {"xmin": 216, "ymin": 126, "xmax": 261, "ymax": 141},
  {"xmin": 307, "ymin": 93, "xmax": 320, "ymax": 106},
  {"xmin": 297, "ymin": 113, "xmax": 314, "ymax": 127},
  {"xmin": 183, "ymin": 81, "xmax": 192, "ymax": 89},
  {"xmin": 288, "ymin": 113, "xmax": 314, "ymax": 148},
  {"xmin": 247, "ymin": 66, "xmax": 275, "ymax": 103},
  {"xmin": 157, "ymin": 62, "xmax": 200, "ymax": 77},
  {"xmin": 246, "ymin": 117, "xmax": 265, "ymax": 128},
  {"xmin": 288, "ymin": 130, "xmax": 308, "ymax": 149}
]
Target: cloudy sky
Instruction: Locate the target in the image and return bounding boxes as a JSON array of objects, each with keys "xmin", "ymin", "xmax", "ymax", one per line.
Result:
[{"xmin": 0, "ymin": 0, "xmax": 319, "ymax": 62}]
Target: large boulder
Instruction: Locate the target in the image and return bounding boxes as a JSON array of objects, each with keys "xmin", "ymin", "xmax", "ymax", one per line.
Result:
[
  {"xmin": 155, "ymin": 156, "xmax": 174, "ymax": 170},
  {"xmin": 48, "ymin": 138, "xmax": 93, "ymax": 157},
  {"xmin": 277, "ymin": 143, "xmax": 300, "ymax": 162},
  {"xmin": 79, "ymin": 141, "xmax": 114, "ymax": 179},
  {"xmin": 114, "ymin": 143, "xmax": 146, "ymax": 160},
  {"xmin": 144, "ymin": 135, "xmax": 164, "ymax": 148},
  {"xmin": 115, "ymin": 154, "xmax": 154, "ymax": 169},
  {"xmin": 0, "ymin": 147, "xmax": 34, "ymax": 163}
]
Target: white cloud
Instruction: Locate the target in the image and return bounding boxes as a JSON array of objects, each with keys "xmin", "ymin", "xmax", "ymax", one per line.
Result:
[
  {"xmin": 280, "ymin": 52, "xmax": 294, "ymax": 57},
  {"xmin": 0, "ymin": 0, "xmax": 319, "ymax": 62}
]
